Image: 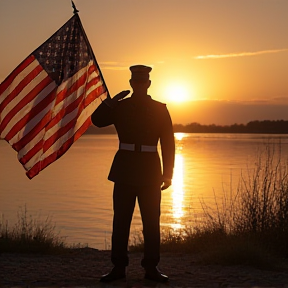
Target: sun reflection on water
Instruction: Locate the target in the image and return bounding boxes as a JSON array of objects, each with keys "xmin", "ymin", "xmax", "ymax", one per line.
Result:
[
  {"xmin": 172, "ymin": 154, "xmax": 184, "ymax": 219},
  {"xmin": 170, "ymin": 133, "xmax": 188, "ymax": 229}
]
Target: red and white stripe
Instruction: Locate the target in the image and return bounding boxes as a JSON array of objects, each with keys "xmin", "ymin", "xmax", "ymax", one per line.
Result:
[{"xmin": 0, "ymin": 55, "xmax": 107, "ymax": 179}]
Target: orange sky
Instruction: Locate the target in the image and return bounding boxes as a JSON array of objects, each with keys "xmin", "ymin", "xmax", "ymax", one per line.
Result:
[{"xmin": 0, "ymin": 0, "xmax": 287, "ymax": 125}]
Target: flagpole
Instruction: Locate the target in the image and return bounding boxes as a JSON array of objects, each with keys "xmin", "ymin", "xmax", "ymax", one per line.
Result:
[
  {"xmin": 71, "ymin": 1, "xmax": 79, "ymax": 14},
  {"xmin": 71, "ymin": 1, "xmax": 111, "ymax": 98}
]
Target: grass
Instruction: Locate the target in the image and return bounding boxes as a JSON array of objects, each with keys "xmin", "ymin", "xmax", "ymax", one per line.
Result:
[
  {"xmin": 130, "ymin": 142, "xmax": 288, "ymax": 270},
  {"xmin": 0, "ymin": 206, "xmax": 68, "ymax": 254},
  {"xmin": 1, "ymin": 142, "xmax": 288, "ymax": 270}
]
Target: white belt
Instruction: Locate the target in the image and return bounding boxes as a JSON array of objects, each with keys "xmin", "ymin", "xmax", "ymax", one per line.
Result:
[{"xmin": 119, "ymin": 143, "xmax": 157, "ymax": 152}]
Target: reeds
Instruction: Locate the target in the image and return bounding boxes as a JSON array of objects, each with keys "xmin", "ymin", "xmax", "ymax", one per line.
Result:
[
  {"xmin": 130, "ymin": 142, "xmax": 288, "ymax": 268},
  {"xmin": 0, "ymin": 205, "xmax": 67, "ymax": 254},
  {"xmin": 215, "ymin": 143, "xmax": 288, "ymax": 252}
]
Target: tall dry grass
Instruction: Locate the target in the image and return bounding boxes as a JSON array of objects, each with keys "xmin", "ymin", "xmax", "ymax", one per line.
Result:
[
  {"xmin": 0, "ymin": 206, "xmax": 67, "ymax": 254},
  {"xmin": 131, "ymin": 142, "xmax": 288, "ymax": 268}
]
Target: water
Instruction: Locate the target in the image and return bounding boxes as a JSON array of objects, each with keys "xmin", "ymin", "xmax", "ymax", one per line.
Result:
[{"xmin": 1, "ymin": 133, "xmax": 287, "ymax": 249}]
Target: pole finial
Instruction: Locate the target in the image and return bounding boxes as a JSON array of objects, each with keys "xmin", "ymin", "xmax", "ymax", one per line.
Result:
[{"xmin": 71, "ymin": 1, "xmax": 79, "ymax": 14}]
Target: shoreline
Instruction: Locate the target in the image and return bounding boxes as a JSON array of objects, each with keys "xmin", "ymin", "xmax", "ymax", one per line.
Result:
[{"xmin": 1, "ymin": 248, "xmax": 288, "ymax": 287}]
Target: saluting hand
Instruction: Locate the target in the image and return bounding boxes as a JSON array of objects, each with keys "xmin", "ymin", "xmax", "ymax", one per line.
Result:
[
  {"xmin": 104, "ymin": 90, "xmax": 130, "ymax": 108},
  {"xmin": 113, "ymin": 90, "xmax": 130, "ymax": 101}
]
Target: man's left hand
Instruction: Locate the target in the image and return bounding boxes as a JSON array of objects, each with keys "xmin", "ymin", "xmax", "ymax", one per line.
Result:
[{"xmin": 161, "ymin": 179, "xmax": 172, "ymax": 190}]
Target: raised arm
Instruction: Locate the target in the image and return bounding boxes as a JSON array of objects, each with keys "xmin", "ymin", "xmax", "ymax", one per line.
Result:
[{"xmin": 91, "ymin": 90, "xmax": 130, "ymax": 127}]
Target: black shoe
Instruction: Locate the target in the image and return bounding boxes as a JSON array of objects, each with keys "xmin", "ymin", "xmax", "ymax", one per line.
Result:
[
  {"xmin": 144, "ymin": 267, "xmax": 169, "ymax": 282},
  {"xmin": 100, "ymin": 266, "xmax": 126, "ymax": 282}
]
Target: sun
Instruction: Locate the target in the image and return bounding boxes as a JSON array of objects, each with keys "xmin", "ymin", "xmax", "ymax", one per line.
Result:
[{"xmin": 165, "ymin": 84, "xmax": 190, "ymax": 103}]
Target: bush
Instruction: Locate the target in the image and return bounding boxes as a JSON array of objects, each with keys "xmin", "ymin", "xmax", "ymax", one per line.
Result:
[{"xmin": 0, "ymin": 206, "xmax": 67, "ymax": 254}]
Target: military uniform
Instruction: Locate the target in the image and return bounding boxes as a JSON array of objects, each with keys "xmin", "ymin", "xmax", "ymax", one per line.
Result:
[{"xmin": 91, "ymin": 65, "xmax": 175, "ymax": 271}]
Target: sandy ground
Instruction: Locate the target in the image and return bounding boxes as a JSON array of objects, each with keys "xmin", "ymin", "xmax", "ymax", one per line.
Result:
[{"xmin": 1, "ymin": 248, "xmax": 288, "ymax": 287}]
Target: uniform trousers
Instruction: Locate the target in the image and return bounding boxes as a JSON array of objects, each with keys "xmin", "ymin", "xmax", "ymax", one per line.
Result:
[{"xmin": 111, "ymin": 182, "xmax": 161, "ymax": 268}]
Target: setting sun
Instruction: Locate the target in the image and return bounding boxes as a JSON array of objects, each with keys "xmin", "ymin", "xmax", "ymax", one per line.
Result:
[{"xmin": 165, "ymin": 84, "xmax": 190, "ymax": 103}]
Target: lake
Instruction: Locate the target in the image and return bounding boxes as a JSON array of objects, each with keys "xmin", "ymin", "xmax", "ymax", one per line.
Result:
[{"xmin": 1, "ymin": 133, "xmax": 288, "ymax": 249}]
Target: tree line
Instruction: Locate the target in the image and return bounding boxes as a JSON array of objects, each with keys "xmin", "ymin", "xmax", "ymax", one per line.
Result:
[
  {"xmin": 173, "ymin": 120, "xmax": 288, "ymax": 134},
  {"xmin": 85, "ymin": 120, "xmax": 288, "ymax": 134}
]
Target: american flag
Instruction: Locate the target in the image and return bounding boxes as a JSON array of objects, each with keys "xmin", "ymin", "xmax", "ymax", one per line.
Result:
[{"xmin": 0, "ymin": 14, "xmax": 108, "ymax": 179}]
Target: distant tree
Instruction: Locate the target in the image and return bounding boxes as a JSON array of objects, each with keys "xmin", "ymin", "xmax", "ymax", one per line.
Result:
[
  {"xmin": 173, "ymin": 120, "xmax": 288, "ymax": 134},
  {"xmin": 85, "ymin": 120, "xmax": 288, "ymax": 134}
]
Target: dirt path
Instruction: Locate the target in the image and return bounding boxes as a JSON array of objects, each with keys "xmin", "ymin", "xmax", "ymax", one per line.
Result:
[{"xmin": 1, "ymin": 248, "xmax": 288, "ymax": 287}]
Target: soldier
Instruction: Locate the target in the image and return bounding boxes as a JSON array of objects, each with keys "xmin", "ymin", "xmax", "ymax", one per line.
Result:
[{"xmin": 91, "ymin": 65, "xmax": 175, "ymax": 282}]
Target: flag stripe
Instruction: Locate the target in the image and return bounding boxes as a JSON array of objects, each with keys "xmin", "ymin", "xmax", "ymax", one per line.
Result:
[
  {"xmin": 0, "ymin": 58, "xmax": 43, "ymax": 113},
  {"xmin": 44, "ymin": 110, "xmax": 81, "ymax": 153},
  {"xmin": 22, "ymin": 64, "xmax": 105, "ymax": 172},
  {"xmin": 1, "ymin": 69, "xmax": 51, "ymax": 121},
  {"xmin": 24, "ymin": 88, "xmax": 106, "ymax": 175},
  {"xmin": 10, "ymin": 63, "xmax": 92, "ymax": 148},
  {"xmin": 54, "ymin": 64, "xmax": 98, "ymax": 107},
  {"xmin": 14, "ymin": 116, "xmax": 47, "ymax": 153},
  {"xmin": 44, "ymin": 66, "xmax": 93, "ymax": 139},
  {"xmin": 43, "ymin": 76, "xmax": 104, "ymax": 154},
  {"xmin": 0, "ymin": 55, "xmax": 35, "ymax": 99},
  {"xmin": 25, "ymin": 93, "xmax": 104, "ymax": 179},
  {"xmin": 0, "ymin": 14, "xmax": 108, "ymax": 178},
  {"xmin": 20, "ymin": 139, "xmax": 43, "ymax": 165},
  {"xmin": 5, "ymin": 84, "xmax": 56, "ymax": 142},
  {"xmin": 16, "ymin": 62, "xmax": 95, "ymax": 166},
  {"xmin": 47, "ymin": 79, "xmax": 89, "ymax": 131},
  {"xmin": 26, "ymin": 118, "xmax": 92, "ymax": 179},
  {"xmin": 42, "ymin": 89, "xmax": 106, "ymax": 161},
  {"xmin": 0, "ymin": 74, "xmax": 53, "ymax": 137}
]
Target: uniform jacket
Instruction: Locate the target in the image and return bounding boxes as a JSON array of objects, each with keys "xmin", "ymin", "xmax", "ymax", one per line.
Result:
[{"xmin": 91, "ymin": 94, "xmax": 175, "ymax": 186}]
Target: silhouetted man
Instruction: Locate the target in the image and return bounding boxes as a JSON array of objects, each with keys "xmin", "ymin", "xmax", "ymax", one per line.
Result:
[{"xmin": 91, "ymin": 65, "xmax": 175, "ymax": 282}]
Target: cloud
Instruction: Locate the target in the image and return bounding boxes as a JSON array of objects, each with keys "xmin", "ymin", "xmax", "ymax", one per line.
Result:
[
  {"xmin": 99, "ymin": 62, "xmax": 129, "ymax": 70},
  {"xmin": 194, "ymin": 48, "xmax": 288, "ymax": 59},
  {"xmin": 198, "ymin": 97, "xmax": 288, "ymax": 105},
  {"xmin": 233, "ymin": 97, "xmax": 288, "ymax": 105},
  {"xmin": 99, "ymin": 61, "xmax": 156, "ymax": 70}
]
